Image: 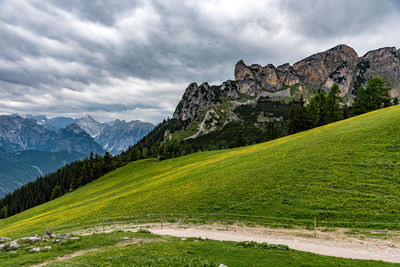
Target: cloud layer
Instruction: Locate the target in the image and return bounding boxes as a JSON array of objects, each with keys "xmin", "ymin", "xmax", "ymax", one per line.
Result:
[{"xmin": 0, "ymin": 0, "xmax": 399, "ymax": 123}]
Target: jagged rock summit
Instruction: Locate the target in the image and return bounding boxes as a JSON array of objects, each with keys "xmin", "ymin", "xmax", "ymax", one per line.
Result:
[{"xmin": 174, "ymin": 44, "xmax": 400, "ymax": 121}]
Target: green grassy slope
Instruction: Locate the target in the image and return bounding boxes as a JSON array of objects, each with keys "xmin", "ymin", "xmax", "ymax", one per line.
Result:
[{"xmin": 0, "ymin": 106, "xmax": 399, "ymax": 237}]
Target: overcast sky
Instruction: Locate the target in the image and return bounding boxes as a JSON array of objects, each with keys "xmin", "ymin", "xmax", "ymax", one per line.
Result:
[{"xmin": 0, "ymin": 0, "xmax": 399, "ymax": 123}]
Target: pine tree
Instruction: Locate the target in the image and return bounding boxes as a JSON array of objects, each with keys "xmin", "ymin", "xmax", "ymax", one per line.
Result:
[
  {"xmin": 307, "ymin": 92, "xmax": 327, "ymax": 128},
  {"xmin": 129, "ymin": 147, "xmax": 141, "ymax": 161},
  {"xmin": 50, "ymin": 185, "xmax": 63, "ymax": 200},
  {"xmin": 71, "ymin": 163, "xmax": 83, "ymax": 190},
  {"xmin": 232, "ymin": 131, "xmax": 248, "ymax": 147},
  {"xmin": 287, "ymin": 96, "xmax": 308, "ymax": 134},
  {"xmin": 0, "ymin": 206, "xmax": 8, "ymax": 219},
  {"xmin": 352, "ymin": 77, "xmax": 392, "ymax": 115},
  {"xmin": 325, "ymin": 83, "xmax": 344, "ymax": 123},
  {"xmin": 103, "ymin": 152, "xmax": 112, "ymax": 172}
]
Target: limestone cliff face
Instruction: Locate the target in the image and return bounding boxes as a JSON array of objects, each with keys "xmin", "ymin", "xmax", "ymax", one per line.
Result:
[
  {"xmin": 173, "ymin": 82, "xmax": 222, "ymax": 121},
  {"xmin": 173, "ymin": 44, "xmax": 400, "ymax": 121}
]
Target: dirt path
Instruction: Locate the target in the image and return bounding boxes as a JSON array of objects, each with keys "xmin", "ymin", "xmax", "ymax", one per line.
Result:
[
  {"xmin": 31, "ymin": 249, "xmax": 99, "ymax": 267},
  {"xmin": 73, "ymin": 223, "xmax": 400, "ymax": 264}
]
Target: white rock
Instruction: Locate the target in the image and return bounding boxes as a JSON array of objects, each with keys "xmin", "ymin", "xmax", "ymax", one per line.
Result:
[
  {"xmin": 0, "ymin": 237, "xmax": 11, "ymax": 243},
  {"xmin": 70, "ymin": 237, "xmax": 80, "ymax": 240},
  {"xmin": 30, "ymin": 246, "xmax": 51, "ymax": 252},
  {"xmin": 8, "ymin": 242, "xmax": 19, "ymax": 250}
]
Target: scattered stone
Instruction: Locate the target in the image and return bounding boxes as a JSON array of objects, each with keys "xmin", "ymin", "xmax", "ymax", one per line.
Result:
[
  {"xmin": 218, "ymin": 264, "xmax": 228, "ymax": 267},
  {"xmin": 30, "ymin": 246, "xmax": 51, "ymax": 252},
  {"xmin": 0, "ymin": 237, "xmax": 11, "ymax": 243},
  {"xmin": 0, "ymin": 241, "xmax": 20, "ymax": 251},
  {"xmin": 70, "ymin": 237, "xmax": 80, "ymax": 240},
  {"xmin": 181, "ymin": 237, "xmax": 187, "ymax": 241},
  {"xmin": 8, "ymin": 242, "xmax": 19, "ymax": 250},
  {"xmin": 9, "ymin": 251, "xmax": 17, "ymax": 254},
  {"xmin": 121, "ymin": 237, "xmax": 130, "ymax": 240},
  {"xmin": 58, "ymin": 234, "xmax": 70, "ymax": 240}
]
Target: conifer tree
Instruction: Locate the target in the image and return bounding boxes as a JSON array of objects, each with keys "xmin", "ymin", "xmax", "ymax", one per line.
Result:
[
  {"xmin": 307, "ymin": 92, "xmax": 327, "ymax": 128},
  {"xmin": 232, "ymin": 130, "xmax": 248, "ymax": 147},
  {"xmin": 325, "ymin": 83, "xmax": 344, "ymax": 123},
  {"xmin": 0, "ymin": 206, "xmax": 7, "ymax": 219},
  {"xmin": 352, "ymin": 77, "xmax": 392, "ymax": 115},
  {"xmin": 50, "ymin": 185, "xmax": 63, "ymax": 200}
]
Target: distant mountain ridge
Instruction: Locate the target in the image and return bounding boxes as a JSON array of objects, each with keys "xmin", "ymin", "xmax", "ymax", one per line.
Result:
[
  {"xmin": 13, "ymin": 114, "xmax": 155, "ymax": 154},
  {"xmin": 0, "ymin": 115, "xmax": 104, "ymax": 155},
  {"xmin": 95, "ymin": 119, "xmax": 155, "ymax": 155}
]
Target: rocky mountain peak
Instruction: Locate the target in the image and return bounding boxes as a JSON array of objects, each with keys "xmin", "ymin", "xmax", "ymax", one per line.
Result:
[
  {"xmin": 173, "ymin": 44, "xmax": 400, "ymax": 123},
  {"xmin": 62, "ymin": 123, "xmax": 85, "ymax": 134}
]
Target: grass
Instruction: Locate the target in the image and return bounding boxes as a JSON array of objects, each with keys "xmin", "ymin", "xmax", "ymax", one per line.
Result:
[
  {"xmin": 0, "ymin": 231, "xmax": 150, "ymax": 267},
  {"xmin": 1, "ymin": 232, "xmax": 395, "ymax": 267},
  {"xmin": 0, "ymin": 106, "xmax": 399, "ymax": 238},
  {"xmin": 45, "ymin": 234, "xmax": 395, "ymax": 267}
]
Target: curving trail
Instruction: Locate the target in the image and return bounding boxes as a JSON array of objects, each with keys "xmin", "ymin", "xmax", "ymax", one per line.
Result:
[{"xmin": 74, "ymin": 223, "xmax": 400, "ymax": 264}]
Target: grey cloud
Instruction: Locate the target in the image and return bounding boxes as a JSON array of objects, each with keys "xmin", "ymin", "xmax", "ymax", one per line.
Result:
[
  {"xmin": 280, "ymin": 0, "xmax": 393, "ymax": 39},
  {"xmin": 0, "ymin": 0, "xmax": 399, "ymax": 123}
]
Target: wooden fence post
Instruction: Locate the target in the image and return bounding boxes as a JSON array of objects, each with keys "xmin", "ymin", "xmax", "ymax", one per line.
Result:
[{"xmin": 314, "ymin": 217, "xmax": 317, "ymax": 238}]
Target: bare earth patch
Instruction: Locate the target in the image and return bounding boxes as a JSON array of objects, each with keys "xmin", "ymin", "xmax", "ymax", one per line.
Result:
[
  {"xmin": 30, "ymin": 248, "xmax": 100, "ymax": 267},
  {"xmin": 71, "ymin": 222, "xmax": 400, "ymax": 264}
]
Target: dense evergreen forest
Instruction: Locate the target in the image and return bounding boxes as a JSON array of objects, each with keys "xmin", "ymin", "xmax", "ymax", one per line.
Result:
[{"xmin": 0, "ymin": 77, "xmax": 396, "ymax": 219}]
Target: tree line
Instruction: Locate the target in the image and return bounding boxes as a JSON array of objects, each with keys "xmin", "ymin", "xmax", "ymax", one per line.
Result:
[
  {"xmin": 287, "ymin": 77, "xmax": 395, "ymax": 134},
  {"xmin": 0, "ymin": 77, "xmax": 397, "ymax": 219}
]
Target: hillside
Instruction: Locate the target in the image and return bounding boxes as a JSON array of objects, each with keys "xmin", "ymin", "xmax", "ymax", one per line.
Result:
[
  {"xmin": 0, "ymin": 149, "xmax": 85, "ymax": 197},
  {"xmin": 0, "ymin": 105, "xmax": 399, "ymax": 237}
]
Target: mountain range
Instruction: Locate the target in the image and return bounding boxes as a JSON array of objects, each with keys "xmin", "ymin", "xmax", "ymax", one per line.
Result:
[
  {"xmin": 11, "ymin": 114, "xmax": 155, "ymax": 155},
  {"xmin": 0, "ymin": 114, "xmax": 154, "ymax": 196}
]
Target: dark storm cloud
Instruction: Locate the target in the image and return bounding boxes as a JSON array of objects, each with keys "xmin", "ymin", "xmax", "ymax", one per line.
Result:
[{"xmin": 0, "ymin": 0, "xmax": 399, "ymax": 123}]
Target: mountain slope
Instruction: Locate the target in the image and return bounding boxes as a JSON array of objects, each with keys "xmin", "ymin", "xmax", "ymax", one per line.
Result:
[
  {"xmin": 53, "ymin": 124, "xmax": 105, "ymax": 155},
  {"xmin": 75, "ymin": 115, "xmax": 107, "ymax": 138},
  {"xmin": 95, "ymin": 119, "xmax": 155, "ymax": 154},
  {"xmin": 0, "ymin": 105, "xmax": 399, "ymax": 237},
  {"xmin": 0, "ymin": 149, "xmax": 85, "ymax": 197}
]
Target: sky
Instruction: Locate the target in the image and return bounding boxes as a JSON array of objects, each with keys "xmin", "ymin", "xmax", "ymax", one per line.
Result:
[{"xmin": 0, "ymin": 0, "xmax": 399, "ymax": 123}]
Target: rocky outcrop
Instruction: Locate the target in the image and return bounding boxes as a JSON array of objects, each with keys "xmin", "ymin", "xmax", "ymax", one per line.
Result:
[
  {"xmin": 173, "ymin": 44, "xmax": 400, "ymax": 122},
  {"xmin": 173, "ymin": 82, "xmax": 222, "ymax": 121}
]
